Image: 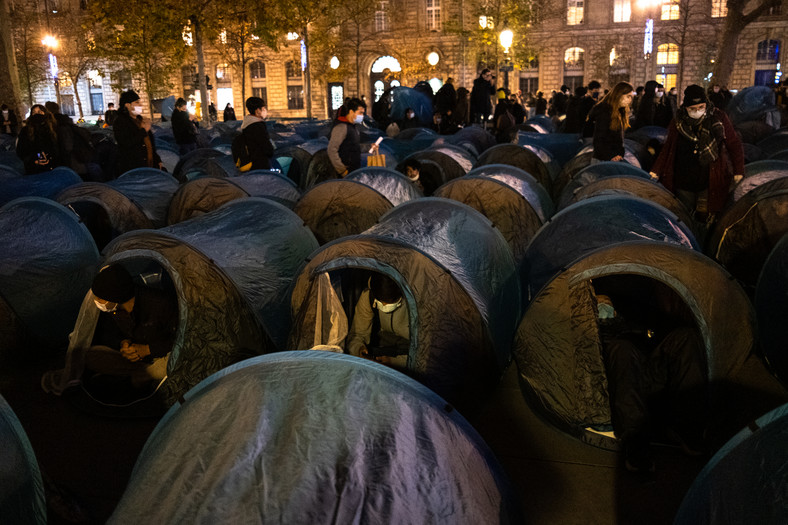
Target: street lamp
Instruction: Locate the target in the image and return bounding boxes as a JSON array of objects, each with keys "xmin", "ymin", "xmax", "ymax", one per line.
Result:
[
  {"xmin": 499, "ymin": 27, "xmax": 513, "ymax": 90},
  {"xmin": 638, "ymin": 0, "xmax": 661, "ymax": 84},
  {"xmin": 41, "ymin": 34, "xmax": 62, "ymax": 106}
]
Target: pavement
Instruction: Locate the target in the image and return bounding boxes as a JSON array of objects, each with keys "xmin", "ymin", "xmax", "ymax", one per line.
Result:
[{"xmin": 1, "ymin": 345, "xmax": 786, "ymax": 524}]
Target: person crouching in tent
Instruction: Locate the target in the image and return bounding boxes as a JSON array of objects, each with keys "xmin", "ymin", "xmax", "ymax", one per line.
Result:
[
  {"xmin": 347, "ymin": 273, "xmax": 409, "ymax": 370},
  {"xmin": 84, "ymin": 264, "xmax": 177, "ymax": 393}
]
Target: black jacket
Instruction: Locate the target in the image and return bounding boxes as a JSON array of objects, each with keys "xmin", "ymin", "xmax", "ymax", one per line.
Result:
[
  {"xmin": 171, "ymin": 108, "xmax": 197, "ymax": 145},
  {"xmin": 470, "ymin": 76, "xmax": 495, "ymax": 117},
  {"xmin": 113, "ymin": 112, "xmax": 160, "ymax": 176},
  {"xmin": 241, "ymin": 119, "xmax": 274, "ymax": 170},
  {"xmin": 588, "ymin": 102, "xmax": 626, "ymax": 161},
  {"xmin": 16, "ymin": 114, "xmax": 59, "ymax": 174}
]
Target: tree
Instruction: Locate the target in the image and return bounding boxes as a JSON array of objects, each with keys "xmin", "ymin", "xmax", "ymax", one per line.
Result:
[
  {"xmin": 211, "ymin": 12, "xmax": 268, "ymax": 112},
  {"xmin": 329, "ymin": 0, "xmax": 381, "ymax": 96},
  {"xmin": 8, "ymin": 1, "xmax": 49, "ymax": 107},
  {"xmin": 656, "ymin": 0, "xmax": 707, "ymax": 94},
  {"xmin": 89, "ymin": 0, "xmax": 187, "ymax": 116},
  {"xmin": 712, "ymin": 0, "xmax": 783, "ymax": 86},
  {"xmin": 56, "ymin": 8, "xmax": 101, "ymax": 119}
]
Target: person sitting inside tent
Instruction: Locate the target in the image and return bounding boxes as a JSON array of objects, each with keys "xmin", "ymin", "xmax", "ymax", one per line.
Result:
[
  {"xmin": 347, "ymin": 273, "xmax": 410, "ymax": 370},
  {"xmin": 400, "ymin": 158, "xmax": 424, "ymax": 192},
  {"xmin": 84, "ymin": 264, "xmax": 178, "ymax": 392},
  {"xmin": 595, "ymin": 287, "xmax": 707, "ymax": 473}
]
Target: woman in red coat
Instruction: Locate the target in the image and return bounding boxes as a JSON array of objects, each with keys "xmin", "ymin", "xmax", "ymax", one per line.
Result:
[{"xmin": 650, "ymin": 84, "xmax": 744, "ymax": 222}]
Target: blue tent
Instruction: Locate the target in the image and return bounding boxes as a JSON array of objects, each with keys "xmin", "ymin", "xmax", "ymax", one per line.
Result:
[
  {"xmin": 289, "ymin": 198, "xmax": 520, "ymax": 405},
  {"xmin": 396, "ymin": 146, "xmax": 472, "ymax": 195},
  {"xmin": 0, "ymin": 395, "xmax": 46, "ymax": 525},
  {"xmin": 275, "ymin": 137, "xmax": 330, "ymax": 188},
  {"xmin": 444, "ymin": 126, "xmax": 497, "ymax": 157},
  {"xmin": 389, "ymin": 86, "xmax": 434, "ymax": 124},
  {"xmin": 727, "ymin": 85, "xmax": 779, "ymax": 126},
  {"xmin": 474, "ymin": 143, "xmax": 552, "ymax": 194},
  {"xmin": 172, "ymin": 148, "xmax": 225, "ymax": 182},
  {"xmin": 435, "ymin": 164, "xmax": 553, "ymax": 264},
  {"xmin": 755, "ymin": 131, "xmax": 788, "ymax": 157},
  {"xmin": 557, "ymin": 161, "xmax": 657, "ymax": 209},
  {"xmin": 54, "ymin": 198, "xmax": 318, "ymax": 403},
  {"xmin": 167, "ymin": 172, "xmax": 301, "ymax": 224},
  {"xmin": 110, "ymin": 352, "xmax": 523, "ymax": 524},
  {"xmin": 0, "ymin": 197, "xmax": 98, "ymax": 352},
  {"xmin": 346, "ymin": 166, "xmax": 424, "ymax": 205},
  {"xmin": 734, "ymin": 159, "xmax": 788, "ymax": 202},
  {"xmin": 755, "ymin": 232, "xmax": 788, "ymax": 383},
  {"xmin": 518, "ymin": 133, "xmax": 583, "ymax": 167},
  {"xmin": 674, "ymin": 403, "xmax": 788, "ymax": 524},
  {"xmin": 0, "ymin": 167, "xmax": 82, "ymax": 206}
]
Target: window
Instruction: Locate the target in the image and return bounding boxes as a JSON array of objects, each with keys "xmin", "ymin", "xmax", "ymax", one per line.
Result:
[
  {"xmin": 519, "ymin": 77, "xmax": 539, "ymax": 95},
  {"xmin": 613, "ymin": 0, "xmax": 631, "ymax": 22},
  {"xmin": 215, "ymin": 63, "xmax": 231, "ymax": 85},
  {"xmin": 426, "ymin": 0, "xmax": 440, "ymax": 30},
  {"xmin": 250, "ymin": 60, "xmax": 266, "ymax": 80},
  {"xmin": 114, "ymin": 69, "xmax": 133, "ymax": 90},
  {"xmin": 711, "ymin": 0, "xmax": 727, "ymax": 18},
  {"xmin": 252, "ymin": 87, "xmax": 267, "ymax": 106},
  {"xmin": 564, "ymin": 47, "xmax": 585, "ymax": 68},
  {"xmin": 375, "ymin": 0, "xmax": 389, "ymax": 32},
  {"xmin": 60, "ymin": 94, "xmax": 75, "ymax": 115},
  {"xmin": 655, "ymin": 73, "xmax": 677, "ymax": 90},
  {"xmin": 287, "ymin": 85, "xmax": 304, "ymax": 110},
  {"xmin": 90, "ymin": 92, "xmax": 104, "ymax": 115},
  {"xmin": 656, "ymin": 43, "xmax": 679, "ymax": 65},
  {"xmin": 285, "ymin": 60, "xmax": 302, "ymax": 79},
  {"xmin": 756, "ymin": 39, "xmax": 780, "ymax": 62},
  {"xmin": 661, "ymin": 0, "xmax": 679, "ymax": 20},
  {"xmin": 181, "ymin": 65, "xmax": 197, "ymax": 88},
  {"xmin": 567, "ymin": 0, "xmax": 583, "ymax": 25}
]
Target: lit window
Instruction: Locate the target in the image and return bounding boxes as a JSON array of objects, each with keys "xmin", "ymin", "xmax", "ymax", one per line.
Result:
[
  {"xmin": 567, "ymin": 0, "xmax": 583, "ymax": 25},
  {"xmin": 614, "ymin": 0, "xmax": 630, "ymax": 22},
  {"xmin": 564, "ymin": 47, "xmax": 585, "ymax": 68},
  {"xmin": 661, "ymin": 0, "xmax": 679, "ymax": 20},
  {"xmin": 656, "ymin": 43, "xmax": 679, "ymax": 65},
  {"xmin": 287, "ymin": 85, "xmax": 304, "ymax": 110},
  {"xmin": 426, "ymin": 0, "xmax": 440, "ymax": 30},
  {"xmin": 756, "ymin": 39, "xmax": 780, "ymax": 62},
  {"xmin": 375, "ymin": 0, "xmax": 389, "ymax": 32},
  {"xmin": 656, "ymin": 73, "xmax": 677, "ymax": 90},
  {"xmin": 711, "ymin": 0, "xmax": 727, "ymax": 17}
]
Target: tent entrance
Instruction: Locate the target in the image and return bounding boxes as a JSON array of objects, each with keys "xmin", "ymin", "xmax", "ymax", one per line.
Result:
[{"xmin": 67, "ymin": 200, "xmax": 114, "ymax": 251}]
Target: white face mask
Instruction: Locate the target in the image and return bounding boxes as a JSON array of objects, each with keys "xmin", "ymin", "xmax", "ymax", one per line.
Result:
[
  {"xmin": 354, "ymin": 114, "xmax": 364, "ymax": 124},
  {"xmin": 132, "ymin": 105, "xmax": 143, "ymax": 115},
  {"xmin": 597, "ymin": 303, "xmax": 615, "ymax": 320},
  {"xmin": 655, "ymin": 91, "xmax": 664, "ymax": 98},
  {"xmin": 687, "ymin": 109, "xmax": 705, "ymax": 120},
  {"xmin": 2, "ymin": 110, "xmax": 8, "ymax": 117},
  {"xmin": 374, "ymin": 298, "xmax": 402, "ymax": 313},
  {"xmin": 94, "ymin": 299, "xmax": 119, "ymax": 313}
]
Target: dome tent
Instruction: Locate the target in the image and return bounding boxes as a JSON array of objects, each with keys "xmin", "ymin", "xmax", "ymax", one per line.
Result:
[
  {"xmin": 733, "ymin": 159, "xmax": 788, "ymax": 202},
  {"xmin": 172, "ymin": 147, "xmax": 225, "ymax": 182},
  {"xmin": 289, "ymin": 198, "xmax": 520, "ymax": 405},
  {"xmin": 674, "ymin": 403, "xmax": 788, "ymax": 525},
  {"xmin": 0, "ymin": 198, "xmax": 99, "ymax": 354},
  {"xmin": 56, "ymin": 168, "xmax": 179, "ymax": 251},
  {"xmin": 345, "ymin": 166, "xmax": 423, "ymax": 205},
  {"xmin": 167, "ymin": 172, "xmax": 301, "ymax": 224},
  {"xmin": 755, "ymin": 131, "xmax": 788, "ymax": 157},
  {"xmin": 0, "ymin": 395, "xmax": 46, "ymax": 525},
  {"xmin": 0, "ymin": 167, "xmax": 82, "ymax": 206},
  {"xmin": 110, "ymin": 352, "xmax": 523, "ymax": 524},
  {"xmin": 434, "ymin": 164, "xmax": 554, "ymax": 264},
  {"xmin": 522, "ymin": 142, "xmax": 561, "ymax": 181},
  {"xmin": 518, "ymin": 133, "xmax": 584, "ymax": 167},
  {"xmin": 444, "ymin": 125, "xmax": 497, "ymax": 157},
  {"xmin": 50, "ymin": 198, "xmax": 319, "ymax": 404},
  {"xmin": 755, "ymin": 232, "xmax": 788, "ymax": 383},
  {"xmin": 556, "ymin": 161, "xmax": 653, "ymax": 209},
  {"xmin": 395, "ymin": 147, "xmax": 471, "ymax": 195},
  {"xmin": 474, "ymin": 143, "xmax": 553, "ymax": 194},
  {"xmin": 274, "ymin": 137, "xmax": 329, "ymax": 189},
  {"xmin": 708, "ymin": 176, "xmax": 788, "ymax": 290},
  {"xmin": 514, "ymin": 241, "xmax": 754, "ymax": 445}
]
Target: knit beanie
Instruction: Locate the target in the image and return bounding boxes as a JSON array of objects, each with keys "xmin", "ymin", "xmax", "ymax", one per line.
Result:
[
  {"xmin": 91, "ymin": 265, "xmax": 135, "ymax": 303},
  {"xmin": 119, "ymin": 90, "xmax": 140, "ymax": 108},
  {"xmin": 682, "ymin": 85, "xmax": 707, "ymax": 107}
]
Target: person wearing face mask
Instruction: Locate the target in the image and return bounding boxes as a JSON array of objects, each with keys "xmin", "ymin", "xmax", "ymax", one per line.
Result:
[
  {"xmin": 84, "ymin": 264, "xmax": 178, "ymax": 391},
  {"xmin": 347, "ymin": 273, "xmax": 410, "ymax": 369},
  {"xmin": 399, "ymin": 107, "xmax": 419, "ymax": 130},
  {"xmin": 16, "ymin": 104, "xmax": 59, "ymax": 174},
  {"xmin": 113, "ymin": 90, "xmax": 162, "ymax": 177},
  {"xmin": 1, "ymin": 104, "xmax": 19, "ymax": 136},
  {"xmin": 633, "ymin": 80, "xmax": 662, "ymax": 129},
  {"xmin": 328, "ymin": 97, "xmax": 374, "ymax": 177},
  {"xmin": 237, "ymin": 96, "xmax": 274, "ymax": 170},
  {"xmin": 650, "ymin": 84, "xmax": 744, "ymax": 226}
]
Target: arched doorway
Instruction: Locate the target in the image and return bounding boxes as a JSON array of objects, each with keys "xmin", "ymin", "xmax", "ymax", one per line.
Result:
[{"xmin": 370, "ymin": 56, "xmax": 402, "ymax": 103}]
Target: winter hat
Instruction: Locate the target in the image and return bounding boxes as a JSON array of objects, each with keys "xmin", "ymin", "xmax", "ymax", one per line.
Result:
[
  {"xmin": 91, "ymin": 265, "xmax": 135, "ymax": 303},
  {"xmin": 682, "ymin": 84, "xmax": 707, "ymax": 107},
  {"xmin": 119, "ymin": 90, "xmax": 140, "ymax": 108}
]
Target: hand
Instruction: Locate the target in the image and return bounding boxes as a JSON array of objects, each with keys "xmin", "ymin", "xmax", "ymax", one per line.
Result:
[
  {"xmin": 359, "ymin": 345, "xmax": 372, "ymax": 359},
  {"xmin": 340, "ymin": 169, "xmax": 349, "ymax": 177},
  {"xmin": 141, "ymin": 118, "xmax": 151, "ymax": 132},
  {"xmin": 369, "ymin": 143, "xmax": 379, "ymax": 154},
  {"xmin": 649, "ymin": 172, "xmax": 659, "ymax": 181},
  {"xmin": 120, "ymin": 341, "xmax": 151, "ymax": 362},
  {"xmin": 733, "ymin": 174, "xmax": 743, "ymax": 184},
  {"xmin": 611, "ymin": 155, "xmax": 623, "ymax": 162},
  {"xmin": 374, "ymin": 356, "xmax": 392, "ymax": 365}
]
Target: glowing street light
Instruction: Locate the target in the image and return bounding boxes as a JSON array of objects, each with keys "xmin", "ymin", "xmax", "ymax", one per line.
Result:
[
  {"xmin": 499, "ymin": 29, "xmax": 513, "ymax": 54},
  {"xmin": 41, "ymin": 34, "xmax": 62, "ymax": 105},
  {"xmin": 330, "ymin": 56, "xmax": 340, "ymax": 70},
  {"xmin": 41, "ymin": 34, "xmax": 59, "ymax": 49},
  {"xmin": 427, "ymin": 52, "xmax": 440, "ymax": 66},
  {"xmin": 499, "ymin": 27, "xmax": 514, "ymax": 89}
]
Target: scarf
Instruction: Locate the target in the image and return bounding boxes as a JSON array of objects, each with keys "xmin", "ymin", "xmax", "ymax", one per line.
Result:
[{"xmin": 675, "ymin": 106, "xmax": 723, "ymax": 165}]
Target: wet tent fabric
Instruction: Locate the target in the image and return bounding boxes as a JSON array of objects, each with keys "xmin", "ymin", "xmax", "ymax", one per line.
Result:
[
  {"xmin": 523, "ymin": 195, "xmax": 698, "ymax": 303},
  {"xmin": 734, "ymin": 159, "xmax": 788, "ymax": 201},
  {"xmin": 389, "ymin": 86, "xmax": 434, "ymax": 124},
  {"xmin": 57, "ymin": 168, "xmax": 179, "ymax": 233},
  {"xmin": 557, "ymin": 161, "xmax": 654, "ymax": 209},
  {"xmin": 99, "ymin": 198, "xmax": 319, "ymax": 403},
  {"xmin": 167, "ymin": 173, "xmax": 301, "ymax": 224},
  {"xmin": 0, "ymin": 168, "xmax": 82, "ymax": 206},
  {"xmin": 727, "ymin": 86, "xmax": 780, "ymax": 127},
  {"xmin": 289, "ymin": 198, "xmax": 520, "ymax": 404},
  {"xmin": 756, "ymin": 131, "xmax": 788, "ymax": 157},
  {"xmin": 396, "ymin": 148, "xmax": 470, "ymax": 195},
  {"xmin": 110, "ymin": 352, "xmax": 522, "ymax": 524},
  {"xmin": 521, "ymin": 143, "xmax": 561, "ymax": 181},
  {"xmin": 0, "ymin": 198, "xmax": 99, "ymax": 351},
  {"xmin": 708, "ymin": 176, "xmax": 788, "ymax": 289},
  {"xmin": 626, "ymin": 125, "xmax": 668, "ymax": 146},
  {"xmin": 0, "ymin": 395, "xmax": 46, "ymax": 525},
  {"xmin": 294, "ymin": 180, "xmax": 394, "ymax": 245},
  {"xmin": 558, "ymin": 175, "xmax": 694, "ymax": 229},
  {"xmin": 434, "ymin": 164, "xmax": 553, "ymax": 263},
  {"xmin": 345, "ymin": 166, "xmax": 423, "ymax": 205},
  {"xmin": 514, "ymin": 242, "xmax": 755, "ymax": 439},
  {"xmin": 474, "ymin": 143, "xmax": 553, "ymax": 194},
  {"xmin": 755, "ymin": 233, "xmax": 788, "ymax": 383},
  {"xmin": 275, "ymin": 138, "xmax": 329, "ymax": 188},
  {"xmin": 172, "ymin": 148, "xmax": 225, "ymax": 182},
  {"xmin": 674, "ymin": 403, "xmax": 788, "ymax": 525},
  {"xmin": 444, "ymin": 126, "xmax": 497, "ymax": 157},
  {"xmin": 518, "ymin": 133, "xmax": 584, "ymax": 167}
]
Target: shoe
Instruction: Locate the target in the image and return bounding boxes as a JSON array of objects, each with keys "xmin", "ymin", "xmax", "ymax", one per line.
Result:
[
  {"xmin": 624, "ymin": 439, "xmax": 655, "ymax": 473},
  {"xmin": 665, "ymin": 426, "xmax": 706, "ymax": 457}
]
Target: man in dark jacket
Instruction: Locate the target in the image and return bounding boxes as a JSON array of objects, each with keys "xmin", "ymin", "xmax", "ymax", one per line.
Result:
[
  {"xmin": 328, "ymin": 98, "xmax": 376, "ymax": 176},
  {"xmin": 239, "ymin": 96, "xmax": 274, "ymax": 170},
  {"xmin": 171, "ymin": 97, "xmax": 198, "ymax": 155},
  {"xmin": 104, "ymin": 103, "xmax": 118, "ymax": 127},
  {"xmin": 434, "ymin": 77, "xmax": 457, "ymax": 122},
  {"xmin": 470, "ymin": 69, "xmax": 496, "ymax": 125},
  {"xmin": 114, "ymin": 90, "xmax": 162, "ymax": 177}
]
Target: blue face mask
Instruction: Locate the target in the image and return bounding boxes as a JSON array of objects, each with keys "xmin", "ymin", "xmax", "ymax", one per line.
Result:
[{"xmin": 354, "ymin": 114, "xmax": 364, "ymax": 124}]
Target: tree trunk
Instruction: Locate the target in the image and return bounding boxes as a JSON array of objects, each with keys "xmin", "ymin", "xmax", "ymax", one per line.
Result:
[
  {"xmin": 240, "ymin": 37, "xmax": 246, "ymax": 115},
  {"xmin": 303, "ymin": 25, "xmax": 312, "ymax": 119},
  {"xmin": 73, "ymin": 75, "xmax": 84, "ymax": 119},
  {"xmin": 711, "ymin": 15, "xmax": 740, "ymax": 87},
  {"xmin": 192, "ymin": 16, "xmax": 210, "ymax": 123},
  {"xmin": 356, "ymin": 24, "xmax": 361, "ymax": 97}
]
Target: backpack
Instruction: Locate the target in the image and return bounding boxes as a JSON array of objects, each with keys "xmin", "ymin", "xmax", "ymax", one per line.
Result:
[{"xmin": 231, "ymin": 131, "xmax": 253, "ymax": 172}]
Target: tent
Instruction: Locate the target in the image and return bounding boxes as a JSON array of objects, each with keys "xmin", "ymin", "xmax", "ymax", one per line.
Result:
[
  {"xmin": 734, "ymin": 159, "xmax": 788, "ymax": 202},
  {"xmin": 0, "ymin": 151, "xmax": 25, "ymax": 175},
  {"xmin": 515, "ymin": 240, "xmax": 754, "ymax": 444},
  {"xmin": 389, "ymin": 86, "xmax": 434, "ymax": 124},
  {"xmin": 0, "ymin": 197, "xmax": 99, "ymax": 353},
  {"xmin": 275, "ymin": 138, "xmax": 330, "ymax": 188},
  {"xmin": 755, "ymin": 130, "xmax": 788, "ymax": 157},
  {"xmin": 172, "ymin": 147, "xmax": 225, "ymax": 182},
  {"xmin": 56, "ymin": 168, "xmax": 179, "ymax": 251},
  {"xmin": 552, "ymin": 145, "xmax": 642, "ymax": 201},
  {"xmin": 755, "ymin": 232, "xmax": 788, "ymax": 383},
  {"xmin": 625, "ymin": 125, "xmax": 668, "ymax": 146},
  {"xmin": 110, "ymin": 352, "xmax": 523, "ymax": 524},
  {"xmin": 396, "ymin": 147, "xmax": 472, "ymax": 195},
  {"xmin": 167, "ymin": 172, "xmax": 301, "ymax": 224},
  {"xmin": 708, "ymin": 176, "xmax": 788, "ymax": 290},
  {"xmin": 518, "ymin": 133, "xmax": 584, "ymax": 167},
  {"xmin": 521, "ymin": 143, "xmax": 561, "ymax": 181},
  {"xmin": 51, "ymin": 198, "xmax": 318, "ymax": 404},
  {"xmin": 434, "ymin": 164, "xmax": 554, "ymax": 264},
  {"xmin": 0, "ymin": 395, "xmax": 46, "ymax": 525},
  {"xmin": 474, "ymin": 143, "xmax": 553, "ymax": 194},
  {"xmin": 345, "ymin": 166, "xmax": 424, "ymax": 205},
  {"xmin": 289, "ymin": 198, "xmax": 520, "ymax": 405},
  {"xmin": 557, "ymin": 161, "xmax": 659, "ymax": 207},
  {"xmin": 674, "ymin": 403, "xmax": 788, "ymax": 525},
  {"xmin": 0, "ymin": 167, "xmax": 83, "ymax": 206},
  {"xmin": 444, "ymin": 126, "xmax": 497, "ymax": 157},
  {"xmin": 726, "ymin": 86, "xmax": 780, "ymax": 127}
]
